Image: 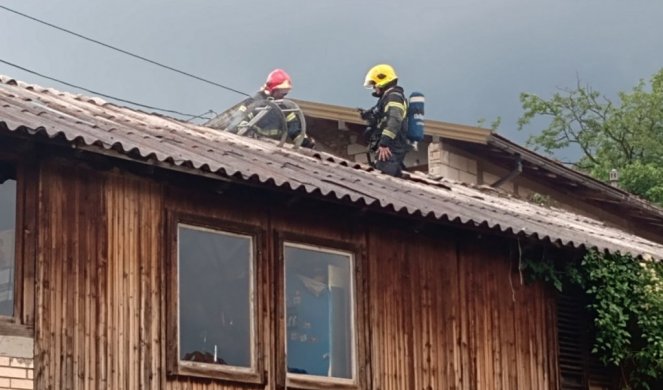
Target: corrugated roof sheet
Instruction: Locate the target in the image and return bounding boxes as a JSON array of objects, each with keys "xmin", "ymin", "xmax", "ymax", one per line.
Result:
[{"xmin": 1, "ymin": 75, "xmax": 662, "ymax": 260}]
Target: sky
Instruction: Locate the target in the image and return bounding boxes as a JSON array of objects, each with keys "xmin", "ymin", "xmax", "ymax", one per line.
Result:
[{"xmin": 1, "ymin": 0, "xmax": 663, "ymax": 157}]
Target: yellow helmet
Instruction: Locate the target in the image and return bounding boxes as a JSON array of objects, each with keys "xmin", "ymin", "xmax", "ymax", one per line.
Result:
[{"xmin": 363, "ymin": 64, "xmax": 398, "ymax": 89}]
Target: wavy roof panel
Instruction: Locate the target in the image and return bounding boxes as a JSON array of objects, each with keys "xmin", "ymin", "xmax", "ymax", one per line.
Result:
[{"xmin": 1, "ymin": 75, "xmax": 662, "ymax": 259}]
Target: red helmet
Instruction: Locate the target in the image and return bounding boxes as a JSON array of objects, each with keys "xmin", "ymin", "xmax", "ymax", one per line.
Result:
[{"xmin": 263, "ymin": 69, "xmax": 292, "ymax": 95}]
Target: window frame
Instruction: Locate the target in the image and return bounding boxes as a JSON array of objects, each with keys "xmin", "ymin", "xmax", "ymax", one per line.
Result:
[
  {"xmin": 0, "ymin": 156, "xmax": 35, "ymax": 337},
  {"xmin": 276, "ymin": 232, "xmax": 366, "ymax": 390},
  {"xmin": 166, "ymin": 211, "xmax": 264, "ymax": 384}
]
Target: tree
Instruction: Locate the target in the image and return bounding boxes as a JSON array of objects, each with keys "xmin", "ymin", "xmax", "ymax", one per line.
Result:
[{"xmin": 517, "ymin": 68, "xmax": 663, "ymax": 205}]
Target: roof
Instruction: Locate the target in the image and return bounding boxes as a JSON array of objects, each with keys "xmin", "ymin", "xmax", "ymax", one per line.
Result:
[
  {"xmin": 1, "ymin": 75, "xmax": 662, "ymax": 260},
  {"xmin": 445, "ymin": 135, "xmax": 663, "ymax": 233},
  {"xmin": 295, "ymin": 99, "xmax": 663, "ymax": 235}
]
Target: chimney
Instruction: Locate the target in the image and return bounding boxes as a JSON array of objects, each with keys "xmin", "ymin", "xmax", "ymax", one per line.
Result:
[
  {"xmin": 427, "ymin": 137, "xmax": 446, "ymax": 178},
  {"xmin": 426, "ymin": 138, "xmax": 479, "ymax": 184},
  {"xmin": 609, "ymin": 169, "xmax": 619, "ymax": 188}
]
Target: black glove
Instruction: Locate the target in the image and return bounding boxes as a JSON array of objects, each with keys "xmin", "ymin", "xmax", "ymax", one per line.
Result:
[
  {"xmin": 358, "ymin": 107, "xmax": 378, "ymax": 123},
  {"xmin": 301, "ymin": 136, "xmax": 316, "ymax": 149}
]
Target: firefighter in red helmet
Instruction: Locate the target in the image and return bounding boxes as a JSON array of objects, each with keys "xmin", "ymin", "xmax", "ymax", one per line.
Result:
[
  {"xmin": 207, "ymin": 69, "xmax": 314, "ymax": 148},
  {"xmin": 262, "ymin": 69, "xmax": 292, "ymax": 99}
]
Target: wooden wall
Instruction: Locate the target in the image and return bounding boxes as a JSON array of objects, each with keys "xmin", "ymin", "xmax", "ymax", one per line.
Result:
[
  {"xmin": 35, "ymin": 161, "xmax": 166, "ymax": 389},
  {"xmin": 367, "ymin": 227, "xmax": 558, "ymax": 389},
  {"xmin": 33, "ymin": 156, "xmax": 559, "ymax": 389}
]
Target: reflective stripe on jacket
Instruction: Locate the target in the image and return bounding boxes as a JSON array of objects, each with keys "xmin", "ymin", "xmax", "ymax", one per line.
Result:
[{"xmin": 376, "ymin": 86, "xmax": 408, "ymax": 152}]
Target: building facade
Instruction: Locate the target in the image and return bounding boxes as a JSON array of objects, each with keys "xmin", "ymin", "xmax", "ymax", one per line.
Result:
[{"xmin": 1, "ymin": 77, "xmax": 662, "ymax": 389}]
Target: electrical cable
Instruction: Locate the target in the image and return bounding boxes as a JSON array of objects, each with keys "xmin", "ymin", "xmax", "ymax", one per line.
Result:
[
  {"xmin": 0, "ymin": 58, "xmax": 213, "ymax": 119},
  {"xmin": 185, "ymin": 109, "xmax": 217, "ymax": 123},
  {"xmin": 0, "ymin": 5, "xmax": 250, "ymax": 97}
]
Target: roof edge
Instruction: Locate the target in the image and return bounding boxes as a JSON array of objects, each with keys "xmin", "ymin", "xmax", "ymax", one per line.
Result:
[
  {"xmin": 293, "ymin": 99, "xmax": 491, "ymax": 144},
  {"xmin": 488, "ymin": 134, "xmax": 663, "ymax": 216}
]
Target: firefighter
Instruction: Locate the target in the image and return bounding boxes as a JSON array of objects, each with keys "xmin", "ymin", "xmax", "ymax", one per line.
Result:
[
  {"xmin": 362, "ymin": 64, "xmax": 410, "ymax": 177},
  {"xmin": 208, "ymin": 69, "xmax": 314, "ymax": 148}
]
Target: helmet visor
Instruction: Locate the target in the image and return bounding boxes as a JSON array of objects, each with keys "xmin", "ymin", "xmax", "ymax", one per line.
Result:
[{"xmin": 271, "ymin": 88, "xmax": 290, "ymax": 99}]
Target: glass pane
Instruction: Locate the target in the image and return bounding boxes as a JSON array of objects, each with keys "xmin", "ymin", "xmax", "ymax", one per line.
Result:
[
  {"xmin": 0, "ymin": 177, "xmax": 16, "ymax": 317},
  {"xmin": 178, "ymin": 225, "xmax": 253, "ymax": 368},
  {"xmin": 284, "ymin": 244, "xmax": 354, "ymax": 379}
]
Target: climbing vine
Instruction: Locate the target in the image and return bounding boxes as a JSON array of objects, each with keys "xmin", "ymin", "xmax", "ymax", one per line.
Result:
[
  {"xmin": 572, "ymin": 251, "xmax": 663, "ymax": 389},
  {"xmin": 524, "ymin": 249, "xmax": 663, "ymax": 389},
  {"xmin": 521, "ymin": 255, "xmax": 563, "ymax": 292}
]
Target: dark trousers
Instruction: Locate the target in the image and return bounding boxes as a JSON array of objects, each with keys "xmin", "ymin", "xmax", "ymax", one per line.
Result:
[{"xmin": 375, "ymin": 149, "xmax": 407, "ymax": 177}]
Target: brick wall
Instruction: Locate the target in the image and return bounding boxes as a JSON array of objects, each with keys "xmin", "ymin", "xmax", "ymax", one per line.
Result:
[
  {"xmin": 427, "ymin": 140, "xmax": 478, "ymax": 184},
  {"xmin": 0, "ymin": 356, "xmax": 33, "ymax": 390}
]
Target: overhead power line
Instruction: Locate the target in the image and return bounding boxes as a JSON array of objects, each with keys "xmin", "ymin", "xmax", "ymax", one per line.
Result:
[
  {"xmin": 0, "ymin": 5, "xmax": 250, "ymax": 97},
  {"xmin": 185, "ymin": 109, "xmax": 218, "ymax": 123},
  {"xmin": 0, "ymin": 58, "xmax": 213, "ymax": 120}
]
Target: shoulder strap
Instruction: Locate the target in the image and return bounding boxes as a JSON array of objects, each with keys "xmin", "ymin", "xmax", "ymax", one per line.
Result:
[
  {"xmin": 385, "ymin": 87, "xmax": 405, "ymax": 100},
  {"xmin": 378, "ymin": 88, "xmax": 406, "ymax": 109}
]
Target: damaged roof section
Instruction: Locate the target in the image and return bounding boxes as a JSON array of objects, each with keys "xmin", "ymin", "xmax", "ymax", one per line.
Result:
[{"xmin": 1, "ymin": 75, "xmax": 662, "ymax": 259}]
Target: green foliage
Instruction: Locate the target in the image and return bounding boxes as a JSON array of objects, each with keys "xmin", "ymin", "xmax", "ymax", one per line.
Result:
[
  {"xmin": 619, "ymin": 162, "xmax": 663, "ymax": 205},
  {"xmin": 569, "ymin": 251, "xmax": 663, "ymax": 389},
  {"xmin": 518, "ymin": 68, "xmax": 663, "ymax": 205},
  {"xmin": 522, "ymin": 249, "xmax": 663, "ymax": 388},
  {"xmin": 528, "ymin": 192, "xmax": 554, "ymax": 208},
  {"xmin": 477, "ymin": 116, "xmax": 502, "ymax": 130},
  {"xmin": 521, "ymin": 255, "xmax": 563, "ymax": 291}
]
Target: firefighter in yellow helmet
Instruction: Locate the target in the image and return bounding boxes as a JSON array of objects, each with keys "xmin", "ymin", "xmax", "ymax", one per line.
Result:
[{"xmin": 361, "ymin": 64, "xmax": 410, "ymax": 177}]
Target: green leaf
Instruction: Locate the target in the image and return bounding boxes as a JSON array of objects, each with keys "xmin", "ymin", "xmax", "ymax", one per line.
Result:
[{"xmin": 518, "ymin": 68, "xmax": 663, "ymax": 205}]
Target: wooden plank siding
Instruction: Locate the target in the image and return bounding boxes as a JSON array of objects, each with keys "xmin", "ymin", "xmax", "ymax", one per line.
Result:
[
  {"xmin": 367, "ymin": 229, "xmax": 558, "ymax": 390},
  {"xmin": 33, "ymin": 156, "xmax": 559, "ymax": 389}
]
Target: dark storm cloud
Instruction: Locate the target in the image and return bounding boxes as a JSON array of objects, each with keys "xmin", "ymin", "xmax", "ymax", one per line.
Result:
[{"xmin": 1, "ymin": 0, "xmax": 662, "ymax": 149}]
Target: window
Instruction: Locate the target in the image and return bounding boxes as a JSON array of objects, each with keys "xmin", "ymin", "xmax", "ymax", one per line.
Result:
[
  {"xmin": 166, "ymin": 213, "xmax": 362, "ymax": 386},
  {"xmin": 284, "ymin": 243, "xmax": 356, "ymax": 386},
  {"xmin": 168, "ymin": 216, "xmax": 262, "ymax": 383},
  {"xmin": 0, "ymin": 165, "xmax": 16, "ymax": 317},
  {"xmin": 557, "ymin": 287, "xmax": 616, "ymax": 389}
]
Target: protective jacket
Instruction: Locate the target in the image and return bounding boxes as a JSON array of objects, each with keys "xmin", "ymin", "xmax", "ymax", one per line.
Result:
[
  {"xmin": 235, "ymin": 91, "xmax": 302, "ymax": 140},
  {"xmin": 207, "ymin": 91, "xmax": 313, "ymax": 147},
  {"xmin": 374, "ymin": 86, "xmax": 409, "ymax": 155}
]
